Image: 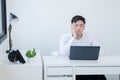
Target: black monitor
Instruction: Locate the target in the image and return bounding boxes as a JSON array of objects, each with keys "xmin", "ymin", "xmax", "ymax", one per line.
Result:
[{"xmin": 0, "ymin": 0, "xmax": 7, "ymax": 45}]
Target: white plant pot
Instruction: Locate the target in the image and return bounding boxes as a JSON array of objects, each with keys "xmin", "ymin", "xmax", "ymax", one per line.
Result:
[{"xmin": 27, "ymin": 57, "xmax": 35, "ymax": 63}]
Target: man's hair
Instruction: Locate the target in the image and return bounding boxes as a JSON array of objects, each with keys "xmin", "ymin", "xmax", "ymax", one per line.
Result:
[{"xmin": 71, "ymin": 15, "xmax": 86, "ymax": 24}]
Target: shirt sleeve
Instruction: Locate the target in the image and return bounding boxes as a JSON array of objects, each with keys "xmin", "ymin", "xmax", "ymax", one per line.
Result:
[{"xmin": 59, "ymin": 34, "xmax": 75, "ymax": 56}]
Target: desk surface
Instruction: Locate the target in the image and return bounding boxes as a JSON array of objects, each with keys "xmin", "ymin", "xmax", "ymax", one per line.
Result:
[
  {"xmin": 43, "ymin": 55, "xmax": 120, "ymax": 66},
  {"xmin": 0, "ymin": 50, "xmax": 42, "ymax": 66}
]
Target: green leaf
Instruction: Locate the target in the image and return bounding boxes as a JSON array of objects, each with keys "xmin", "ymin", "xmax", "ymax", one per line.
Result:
[
  {"xmin": 26, "ymin": 50, "xmax": 32, "ymax": 58},
  {"xmin": 26, "ymin": 48, "xmax": 36, "ymax": 58}
]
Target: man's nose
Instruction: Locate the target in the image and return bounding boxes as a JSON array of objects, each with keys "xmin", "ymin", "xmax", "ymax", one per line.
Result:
[{"xmin": 77, "ymin": 26, "xmax": 81, "ymax": 29}]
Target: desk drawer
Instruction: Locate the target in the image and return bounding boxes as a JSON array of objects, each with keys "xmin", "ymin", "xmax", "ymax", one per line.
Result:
[
  {"xmin": 47, "ymin": 77, "xmax": 72, "ymax": 80},
  {"xmin": 76, "ymin": 67, "xmax": 120, "ymax": 74},
  {"xmin": 47, "ymin": 67, "xmax": 73, "ymax": 75}
]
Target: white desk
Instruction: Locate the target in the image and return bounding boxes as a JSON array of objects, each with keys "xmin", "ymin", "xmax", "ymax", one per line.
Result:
[
  {"xmin": 0, "ymin": 50, "xmax": 43, "ymax": 80},
  {"xmin": 43, "ymin": 55, "xmax": 120, "ymax": 80}
]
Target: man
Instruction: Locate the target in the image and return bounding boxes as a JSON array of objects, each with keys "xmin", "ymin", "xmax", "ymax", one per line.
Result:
[{"xmin": 59, "ymin": 15, "xmax": 106, "ymax": 80}]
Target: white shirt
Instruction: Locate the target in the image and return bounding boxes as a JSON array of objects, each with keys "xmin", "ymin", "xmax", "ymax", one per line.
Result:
[{"xmin": 59, "ymin": 32, "xmax": 99, "ymax": 56}]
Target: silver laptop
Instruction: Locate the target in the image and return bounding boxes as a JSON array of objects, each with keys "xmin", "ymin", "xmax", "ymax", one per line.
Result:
[{"xmin": 69, "ymin": 46, "xmax": 100, "ymax": 60}]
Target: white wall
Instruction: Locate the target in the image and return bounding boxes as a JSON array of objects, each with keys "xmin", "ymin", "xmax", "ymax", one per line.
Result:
[{"xmin": 8, "ymin": 0, "xmax": 120, "ymax": 56}]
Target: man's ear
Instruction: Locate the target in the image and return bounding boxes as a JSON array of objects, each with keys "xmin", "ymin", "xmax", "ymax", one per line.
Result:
[
  {"xmin": 70, "ymin": 23, "xmax": 72, "ymax": 28},
  {"xmin": 71, "ymin": 24, "xmax": 74, "ymax": 33}
]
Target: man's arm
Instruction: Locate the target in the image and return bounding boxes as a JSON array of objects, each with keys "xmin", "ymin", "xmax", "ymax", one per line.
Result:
[{"xmin": 59, "ymin": 34, "xmax": 75, "ymax": 56}]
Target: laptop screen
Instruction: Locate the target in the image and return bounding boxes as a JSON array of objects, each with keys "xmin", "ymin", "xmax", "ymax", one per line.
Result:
[{"xmin": 69, "ymin": 46, "xmax": 100, "ymax": 60}]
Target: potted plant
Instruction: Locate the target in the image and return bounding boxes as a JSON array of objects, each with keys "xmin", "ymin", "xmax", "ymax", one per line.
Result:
[{"xmin": 26, "ymin": 48, "xmax": 36, "ymax": 63}]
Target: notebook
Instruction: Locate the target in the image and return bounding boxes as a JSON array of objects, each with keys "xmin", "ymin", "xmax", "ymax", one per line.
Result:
[{"xmin": 69, "ymin": 46, "xmax": 100, "ymax": 60}]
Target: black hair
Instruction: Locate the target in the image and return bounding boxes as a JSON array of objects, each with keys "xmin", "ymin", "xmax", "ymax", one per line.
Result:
[{"xmin": 71, "ymin": 15, "xmax": 86, "ymax": 24}]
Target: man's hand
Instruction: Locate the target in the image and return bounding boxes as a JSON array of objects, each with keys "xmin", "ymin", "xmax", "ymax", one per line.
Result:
[{"xmin": 72, "ymin": 24, "xmax": 77, "ymax": 39}]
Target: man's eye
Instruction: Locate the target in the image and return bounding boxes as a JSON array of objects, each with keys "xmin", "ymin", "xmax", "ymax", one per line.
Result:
[{"xmin": 74, "ymin": 25, "xmax": 78, "ymax": 27}]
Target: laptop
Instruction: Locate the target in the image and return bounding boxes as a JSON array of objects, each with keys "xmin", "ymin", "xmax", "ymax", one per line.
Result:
[{"xmin": 69, "ymin": 46, "xmax": 100, "ymax": 60}]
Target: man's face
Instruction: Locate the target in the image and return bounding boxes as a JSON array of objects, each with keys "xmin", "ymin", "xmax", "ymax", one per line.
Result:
[{"xmin": 71, "ymin": 20, "xmax": 85, "ymax": 35}]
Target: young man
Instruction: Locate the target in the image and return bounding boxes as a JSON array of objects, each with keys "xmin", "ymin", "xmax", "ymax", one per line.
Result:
[{"xmin": 59, "ymin": 15, "xmax": 106, "ymax": 80}]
